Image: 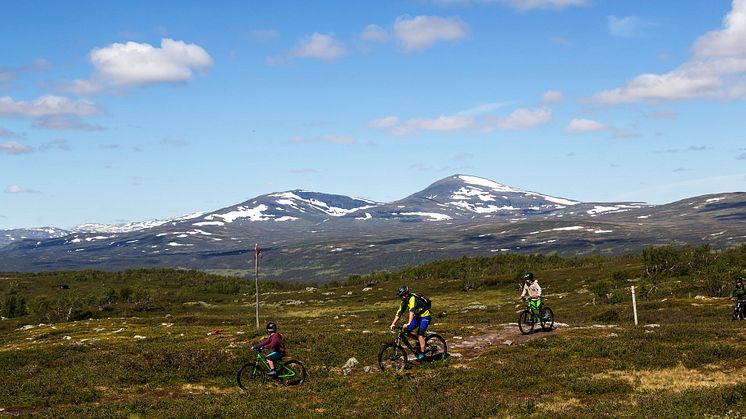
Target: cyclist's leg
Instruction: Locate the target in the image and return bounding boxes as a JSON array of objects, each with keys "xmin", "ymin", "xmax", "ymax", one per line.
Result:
[
  {"xmin": 417, "ymin": 316, "xmax": 431, "ymax": 354},
  {"xmin": 528, "ymin": 298, "xmax": 539, "ymax": 322},
  {"xmin": 538, "ymin": 297, "xmax": 545, "ymax": 316},
  {"xmin": 266, "ymin": 351, "xmax": 282, "ymax": 374},
  {"xmin": 409, "ymin": 317, "xmax": 422, "ymax": 347}
]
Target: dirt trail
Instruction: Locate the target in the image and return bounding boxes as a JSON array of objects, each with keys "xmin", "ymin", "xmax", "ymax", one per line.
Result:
[{"xmin": 449, "ymin": 323, "xmax": 566, "ymax": 359}]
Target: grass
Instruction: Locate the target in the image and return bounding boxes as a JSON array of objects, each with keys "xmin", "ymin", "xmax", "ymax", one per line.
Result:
[{"xmin": 1, "ymin": 247, "xmax": 746, "ymax": 417}]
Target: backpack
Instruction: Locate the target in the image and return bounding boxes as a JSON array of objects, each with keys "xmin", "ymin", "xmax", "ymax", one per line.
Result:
[{"xmin": 411, "ymin": 291, "xmax": 432, "ymax": 312}]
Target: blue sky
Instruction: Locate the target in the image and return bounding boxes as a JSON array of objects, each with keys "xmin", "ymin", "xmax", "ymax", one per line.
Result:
[{"xmin": 1, "ymin": 0, "xmax": 745, "ymax": 229}]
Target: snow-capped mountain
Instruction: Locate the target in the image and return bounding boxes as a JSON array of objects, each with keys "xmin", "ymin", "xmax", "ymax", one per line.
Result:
[
  {"xmin": 72, "ymin": 212, "xmax": 206, "ymax": 234},
  {"xmin": 368, "ymin": 174, "xmax": 581, "ymax": 221},
  {"xmin": 195, "ymin": 190, "xmax": 381, "ymax": 225},
  {"xmin": 0, "ymin": 227, "xmax": 70, "ymax": 248},
  {"xmin": 0, "ymin": 174, "xmax": 743, "ymax": 280}
]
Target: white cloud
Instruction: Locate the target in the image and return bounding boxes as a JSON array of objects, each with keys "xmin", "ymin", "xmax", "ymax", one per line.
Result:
[
  {"xmin": 458, "ymin": 102, "xmax": 513, "ymax": 116},
  {"xmin": 0, "ymin": 95, "xmax": 102, "ymax": 118},
  {"xmin": 361, "ymin": 25, "xmax": 389, "ymax": 42},
  {"xmin": 498, "ymin": 0, "xmax": 588, "ymax": 10},
  {"xmin": 372, "ymin": 104, "xmax": 554, "ymax": 135},
  {"xmin": 593, "ymin": 1, "xmax": 746, "ymax": 103},
  {"xmin": 291, "ymin": 33, "xmax": 346, "ymax": 61},
  {"xmin": 693, "ymin": 1, "xmax": 746, "ymax": 58},
  {"xmin": 565, "ymin": 118, "xmax": 610, "ymax": 133},
  {"xmin": 541, "ymin": 90, "xmax": 565, "ymax": 103},
  {"xmin": 4, "ymin": 185, "xmax": 38, "ymax": 193},
  {"xmin": 488, "ymin": 107, "xmax": 553, "ymax": 130},
  {"xmin": 370, "ymin": 114, "xmax": 474, "ymax": 136},
  {"xmin": 407, "ymin": 115, "xmax": 473, "ymax": 131},
  {"xmin": 608, "ymin": 16, "xmax": 644, "ymax": 38},
  {"xmin": 432, "ymin": 0, "xmax": 588, "ymax": 10},
  {"xmin": 56, "ymin": 79, "xmax": 105, "ymax": 95},
  {"xmin": 369, "ymin": 116, "xmax": 399, "ymax": 128},
  {"xmin": 394, "ymin": 15, "xmax": 468, "ymax": 52},
  {"xmin": 32, "ymin": 115, "xmax": 104, "ymax": 131},
  {"xmin": 395, "ymin": 115, "xmax": 474, "ymax": 136},
  {"xmin": 0, "ymin": 141, "xmax": 33, "ymax": 154},
  {"xmin": 89, "ymin": 38, "xmax": 213, "ymax": 86}
]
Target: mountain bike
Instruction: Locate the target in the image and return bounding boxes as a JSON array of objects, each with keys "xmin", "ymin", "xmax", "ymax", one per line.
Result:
[
  {"xmin": 518, "ymin": 297, "xmax": 554, "ymax": 335},
  {"xmin": 237, "ymin": 347, "xmax": 306, "ymax": 390},
  {"xmin": 378, "ymin": 326, "xmax": 448, "ymax": 372},
  {"xmin": 732, "ymin": 300, "xmax": 746, "ymax": 321}
]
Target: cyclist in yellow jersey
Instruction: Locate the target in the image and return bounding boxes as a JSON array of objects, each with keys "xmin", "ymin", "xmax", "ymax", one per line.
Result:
[{"xmin": 389, "ymin": 285, "xmax": 432, "ymax": 360}]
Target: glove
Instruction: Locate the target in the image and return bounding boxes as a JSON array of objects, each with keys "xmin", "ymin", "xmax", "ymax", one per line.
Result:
[
  {"xmin": 402, "ymin": 325, "xmax": 410, "ymax": 333},
  {"xmin": 389, "ymin": 324, "xmax": 396, "ymax": 331}
]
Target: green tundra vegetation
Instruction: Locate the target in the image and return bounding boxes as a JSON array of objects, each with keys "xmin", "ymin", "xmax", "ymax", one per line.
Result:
[{"xmin": 1, "ymin": 244, "xmax": 745, "ymax": 417}]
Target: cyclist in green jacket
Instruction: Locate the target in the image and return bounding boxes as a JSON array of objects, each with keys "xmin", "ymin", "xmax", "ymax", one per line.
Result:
[{"xmin": 389, "ymin": 285, "xmax": 431, "ymax": 360}]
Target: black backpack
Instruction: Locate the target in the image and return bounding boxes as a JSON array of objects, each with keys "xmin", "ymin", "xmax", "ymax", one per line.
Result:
[{"xmin": 411, "ymin": 291, "xmax": 432, "ymax": 312}]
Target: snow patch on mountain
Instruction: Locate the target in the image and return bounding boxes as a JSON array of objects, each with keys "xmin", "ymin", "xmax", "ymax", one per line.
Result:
[
  {"xmin": 205, "ymin": 204, "xmax": 272, "ymax": 223},
  {"xmin": 457, "ymin": 175, "xmax": 579, "ymax": 207},
  {"xmin": 269, "ymin": 191, "xmax": 377, "ymax": 216},
  {"xmin": 399, "ymin": 212, "xmax": 452, "ymax": 221},
  {"xmin": 193, "ymin": 221, "xmax": 224, "ymax": 227},
  {"xmin": 587, "ymin": 204, "xmax": 647, "ymax": 215}
]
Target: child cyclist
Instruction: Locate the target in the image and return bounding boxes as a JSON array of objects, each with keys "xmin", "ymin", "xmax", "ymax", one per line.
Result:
[
  {"xmin": 517, "ymin": 272, "xmax": 547, "ymax": 321},
  {"xmin": 251, "ymin": 322, "xmax": 285, "ymax": 376}
]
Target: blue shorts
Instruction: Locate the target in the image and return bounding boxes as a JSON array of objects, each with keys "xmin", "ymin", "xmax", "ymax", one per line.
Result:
[
  {"xmin": 407, "ymin": 316, "xmax": 431, "ymax": 336},
  {"xmin": 267, "ymin": 351, "xmax": 283, "ymax": 362}
]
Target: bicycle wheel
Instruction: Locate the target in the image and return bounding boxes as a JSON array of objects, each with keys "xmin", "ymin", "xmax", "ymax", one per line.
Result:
[
  {"xmin": 424, "ymin": 334, "xmax": 448, "ymax": 361},
  {"xmin": 280, "ymin": 360, "xmax": 306, "ymax": 386},
  {"xmin": 237, "ymin": 363, "xmax": 267, "ymax": 390},
  {"xmin": 540, "ymin": 307, "xmax": 555, "ymax": 331},
  {"xmin": 378, "ymin": 343, "xmax": 408, "ymax": 372},
  {"xmin": 518, "ymin": 310, "xmax": 534, "ymax": 335}
]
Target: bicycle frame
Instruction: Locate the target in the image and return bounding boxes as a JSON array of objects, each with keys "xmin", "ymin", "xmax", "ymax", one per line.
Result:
[
  {"xmin": 393, "ymin": 327, "xmax": 423, "ymax": 353},
  {"xmin": 525, "ymin": 298, "xmax": 543, "ymax": 320},
  {"xmin": 735, "ymin": 301, "xmax": 746, "ymax": 319},
  {"xmin": 251, "ymin": 350, "xmax": 297, "ymax": 379}
]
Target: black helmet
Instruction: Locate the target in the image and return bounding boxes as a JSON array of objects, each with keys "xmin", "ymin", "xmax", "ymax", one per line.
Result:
[
  {"xmin": 266, "ymin": 322, "xmax": 277, "ymax": 333},
  {"xmin": 396, "ymin": 285, "xmax": 409, "ymax": 297},
  {"xmin": 737, "ymin": 277, "xmax": 744, "ymax": 286},
  {"xmin": 523, "ymin": 272, "xmax": 534, "ymax": 282}
]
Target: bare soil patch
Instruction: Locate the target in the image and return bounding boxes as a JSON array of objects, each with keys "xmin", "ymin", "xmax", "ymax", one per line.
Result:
[{"xmin": 449, "ymin": 323, "xmax": 565, "ymax": 359}]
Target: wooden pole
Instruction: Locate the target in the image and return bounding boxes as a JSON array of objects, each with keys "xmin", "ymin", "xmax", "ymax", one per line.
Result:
[
  {"xmin": 255, "ymin": 243, "xmax": 260, "ymax": 330},
  {"xmin": 631, "ymin": 286, "xmax": 638, "ymax": 326}
]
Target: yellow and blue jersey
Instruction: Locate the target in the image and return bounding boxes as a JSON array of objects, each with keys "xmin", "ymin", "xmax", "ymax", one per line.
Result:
[{"xmin": 396, "ymin": 294, "xmax": 431, "ymax": 318}]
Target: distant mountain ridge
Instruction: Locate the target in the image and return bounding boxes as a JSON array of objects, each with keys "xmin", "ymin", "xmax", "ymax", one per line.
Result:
[{"xmin": 0, "ymin": 174, "xmax": 743, "ymax": 281}]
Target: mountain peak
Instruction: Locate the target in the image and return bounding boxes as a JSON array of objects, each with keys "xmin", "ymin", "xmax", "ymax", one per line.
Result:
[{"xmin": 416, "ymin": 174, "xmax": 579, "ymax": 209}]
